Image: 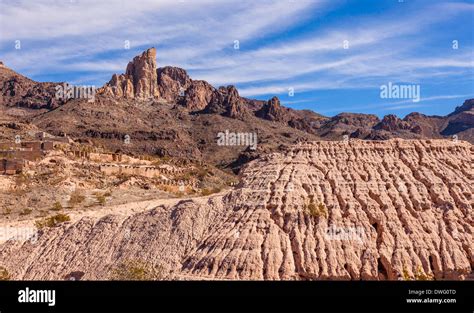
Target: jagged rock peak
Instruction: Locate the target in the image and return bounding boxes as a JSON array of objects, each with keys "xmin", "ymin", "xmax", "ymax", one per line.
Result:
[
  {"xmin": 450, "ymin": 98, "xmax": 474, "ymax": 116},
  {"xmin": 101, "ymin": 47, "xmax": 159, "ymax": 99},
  {"xmin": 157, "ymin": 66, "xmax": 191, "ymax": 87},
  {"xmin": 202, "ymin": 85, "xmax": 249, "ymax": 119},
  {"xmin": 125, "ymin": 47, "xmax": 158, "ymax": 98},
  {"xmin": 256, "ymin": 96, "xmax": 288, "ymax": 122},
  {"xmin": 375, "ymin": 114, "xmax": 422, "ymax": 134},
  {"xmin": 268, "ymin": 96, "xmax": 280, "ymax": 106},
  {"xmin": 156, "ymin": 66, "xmax": 192, "ymax": 103}
]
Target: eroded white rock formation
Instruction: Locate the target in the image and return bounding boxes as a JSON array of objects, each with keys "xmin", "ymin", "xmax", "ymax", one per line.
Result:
[{"xmin": 0, "ymin": 139, "xmax": 472, "ymax": 280}]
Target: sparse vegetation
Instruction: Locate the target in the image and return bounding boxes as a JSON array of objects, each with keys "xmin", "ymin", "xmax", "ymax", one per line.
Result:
[
  {"xmin": 402, "ymin": 266, "xmax": 434, "ymax": 281},
  {"xmin": 20, "ymin": 208, "xmax": 32, "ymax": 215},
  {"xmin": 201, "ymin": 187, "xmax": 221, "ymax": 196},
  {"xmin": 68, "ymin": 189, "xmax": 86, "ymax": 207},
  {"xmin": 414, "ymin": 266, "xmax": 434, "ymax": 280},
  {"xmin": 14, "ymin": 173, "xmax": 30, "ymax": 187},
  {"xmin": 305, "ymin": 196, "xmax": 328, "ymax": 218},
  {"xmin": 96, "ymin": 194, "xmax": 106, "ymax": 206},
  {"xmin": 402, "ymin": 266, "xmax": 411, "ymax": 280},
  {"xmin": 115, "ymin": 173, "xmax": 132, "ymax": 186},
  {"xmin": 0, "ymin": 266, "xmax": 10, "ymax": 280},
  {"xmin": 110, "ymin": 259, "xmax": 164, "ymax": 281},
  {"xmin": 35, "ymin": 213, "xmax": 71, "ymax": 229},
  {"xmin": 51, "ymin": 201, "xmax": 63, "ymax": 211}
]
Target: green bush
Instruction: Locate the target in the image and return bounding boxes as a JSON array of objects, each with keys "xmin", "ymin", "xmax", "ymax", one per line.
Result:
[
  {"xmin": 96, "ymin": 194, "xmax": 106, "ymax": 206},
  {"xmin": 0, "ymin": 266, "xmax": 10, "ymax": 280},
  {"xmin": 414, "ymin": 266, "xmax": 434, "ymax": 281},
  {"xmin": 305, "ymin": 197, "xmax": 328, "ymax": 218},
  {"xmin": 110, "ymin": 259, "xmax": 164, "ymax": 281},
  {"xmin": 35, "ymin": 213, "xmax": 71, "ymax": 229},
  {"xmin": 69, "ymin": 190, "xmax": 86, "ymax": 207},
  {"xmin": 402, "ymin": 266, "xmax": 411, "ymax": 280},
  {"xmin": 51, "ymin": 201, "xmax": 63, "ymax": 211},
  {"xmin": 401, "ymin": 266, "xmax": 434, "ymax": 281},
  {"xmin": 20, "ymin": 208, "xmax": 32, "ymax": 215}
]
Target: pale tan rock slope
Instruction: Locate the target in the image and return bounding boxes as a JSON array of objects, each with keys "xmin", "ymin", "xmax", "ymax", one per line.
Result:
[{"xmin": 0, "ymin": 139, "xmax": 472, "ymax": 280}]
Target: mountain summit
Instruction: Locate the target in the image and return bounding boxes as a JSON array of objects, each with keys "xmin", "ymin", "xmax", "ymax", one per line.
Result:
[
  {"xmin": 102, "ymin": 47, "xmax": 159, "ymax": 99},
  {"xmin": 0, "ymin": 48, "xmax": 473, "ymax": 170}
]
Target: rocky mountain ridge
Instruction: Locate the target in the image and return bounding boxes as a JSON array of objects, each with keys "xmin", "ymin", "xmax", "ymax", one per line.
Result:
[{"xmin": 0, "ymin": 48, "xmax": 473, "ymax": 171}]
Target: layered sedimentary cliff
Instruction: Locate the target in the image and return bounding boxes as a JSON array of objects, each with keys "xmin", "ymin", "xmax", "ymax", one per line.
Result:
[{"xmin": 0, "ymin": 139, "xmax": 472, "ymax": 280}]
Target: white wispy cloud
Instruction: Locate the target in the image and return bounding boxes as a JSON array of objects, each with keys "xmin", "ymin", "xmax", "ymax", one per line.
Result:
[{"xmin": 0, "ymin": 0, "xmax": 472, "ymax": 109}]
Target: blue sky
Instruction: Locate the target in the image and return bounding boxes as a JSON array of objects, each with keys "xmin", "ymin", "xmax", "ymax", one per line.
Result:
[{"xmin": 0, "ymin": 0, "xmax": 473, "ymax": 117}]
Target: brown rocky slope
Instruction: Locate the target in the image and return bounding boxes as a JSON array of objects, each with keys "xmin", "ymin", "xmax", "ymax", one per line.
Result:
[
  {"xmin": 0, "ymin": 139, "xmax": 472, "ymax": 280},
  {"xmin": 1, "ymin": 49, "xmax": 473, "ymax": 174}
]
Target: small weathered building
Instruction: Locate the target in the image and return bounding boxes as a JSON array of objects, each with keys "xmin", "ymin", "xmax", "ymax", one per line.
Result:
[
  {"xmin": 41, "ymin": 141, "xmax": 54, "ymax": 151},
  {"xmin": 0, "ymin": 159, "xmax": 24, "ymax": 175}
]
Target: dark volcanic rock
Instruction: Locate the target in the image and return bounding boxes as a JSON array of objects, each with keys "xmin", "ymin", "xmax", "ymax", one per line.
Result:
[
  {"xmin": 256, "ymin": 96, "xmax": 289, "ymax": 122},
  {"xmin": 157, "ymin": 66, "xmax": 192, "ymax": 103},
  {"xmin": 181, "ymin": 80, "xmax": 215, "ymax": 111},
  {"xmin": 203, "ymin": 85, "xmax": 250, "ymax": 119},
  {"xmin": 0, "ymin": 63, "xmax": 63, "ymax": 110},
  {"xmin": 374, "ymin": 114, "xmax": 420, "ymax": 133},
  {"xmin": 449, "ymin": 99, "xmax": 474, "ymax": 116}
]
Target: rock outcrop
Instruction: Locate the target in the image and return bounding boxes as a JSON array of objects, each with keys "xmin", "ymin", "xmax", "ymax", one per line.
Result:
[
  {"xmin": 156, "ymin": 66, "xmax": 192, "ymax": 103},
  {"xmin": 126, "ymin": 47, "xmax": 159, "ymax": 98},
  {"xmin": 449, "ymin": 99, "xmax": 474, "ymax": 116},
  {"xmin": 375, "ymin": 114, "xmax": 422, "ymax": 134},
  {"xmin": 203, "ymin": 85, "xmax": 250, "ymax": 119},
  {"xmin": 181, "ymin": 80, "xmax": 215, "ymax": 111},
  {"xmin": 66, "ymin": 47, "xmax": 474, "ymax": 144},
  {"xmin": 0, "ymin": 63, "xmax": 63, "ymax": 109},
  {"xmin": 102, "ymin": 48, "xmax": 159, "ymax": 99},
  {"xmin": 256, "ymin": 96, "xmax": 289, "ymax": 122},
  {"xmin": 0, "ymin": 139, "xmax": 472, "ymax": 280},
  {"xmin": 441, "ymin": 99, "xmax": 474, "ymax": 136}
]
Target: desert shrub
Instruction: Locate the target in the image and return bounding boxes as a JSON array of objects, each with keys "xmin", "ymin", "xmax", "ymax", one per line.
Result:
[
  {"xmin": 110, "ymin": 259, "xmax": 164, "ymax": 281},
  {"xmin": 194, "ymin": 168, "xmax": 210, "ymax": 180},
  {"xmin": 402, "ymin": 266, "xmax": 411, "ymax": 280},
  {"xmin": 305, "ymin": 197, "xmax": 328, "ymax": 218},
  {"xmin": 51, "ymin": 201, "xmax": 63, "ymax": 211},
  {"xmin": 201, "ymin": 187, "xmax": 222, "ymax": 196},
  {"xmin": 20, "ymin": 208, "xmax": 32, "ymax": 215},
  {"xmin": 69, "ymin": 189, "xmax": 85, "ymax": 207},
  {"xmin": 14, "ymin": 173, "xmax": 30, "ymax": 187},
  {"xmin": 151, "ymin": 156, "xmax": 171, "ymax": 166},
  {"xmin": 115, "ymin": 173, "xmax": 131, "ymax": 186},
  {"xmin": 35, "ymin": 213, "xmax": 71, "ymax": 229},
  {"xmin": 0, "ymin": 266, "xmax": 10, "ymax": 280},
  {"xmin": 96, "ymin": 194, "xmax": 106, "ymax": 206},
  {"xmin": 414, "ymin": 266, "xmax": 434, "ymax": 281},
  {"xmin": 401, "ymin": 266, "xmax": 433, "ymax": 281}
]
